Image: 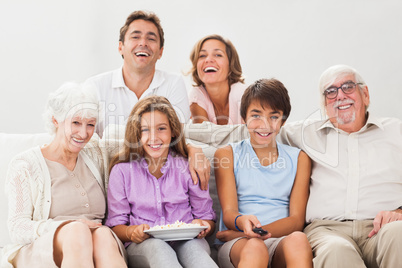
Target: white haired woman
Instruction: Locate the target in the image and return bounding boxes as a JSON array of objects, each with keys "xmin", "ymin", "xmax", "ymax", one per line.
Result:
[{"xmin": 3, "ymin": 83, "xmax": 127, "ymax": 268}]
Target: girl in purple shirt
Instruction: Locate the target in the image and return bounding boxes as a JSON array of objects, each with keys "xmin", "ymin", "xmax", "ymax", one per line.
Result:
[{"xmin": 105, "ymin": 96, "xmax": 217, "ymax": 268}]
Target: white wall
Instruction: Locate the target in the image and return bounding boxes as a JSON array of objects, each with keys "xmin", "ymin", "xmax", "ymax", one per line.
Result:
[{"xmin": 1, "ymin": 0, "xmax": 401, "ymax": 133}]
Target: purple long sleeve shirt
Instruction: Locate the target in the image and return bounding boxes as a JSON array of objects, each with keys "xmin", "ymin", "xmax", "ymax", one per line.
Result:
[{"xmin": 105, "ymin": 153, "xmax": 216, "ymax": 229}]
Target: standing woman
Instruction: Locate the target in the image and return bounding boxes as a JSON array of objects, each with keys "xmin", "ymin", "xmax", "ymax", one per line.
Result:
[
  {"xmin": 3, "ymin": 83, "xmax": 127, "ymax": 268},
  {"xmin": 189, "ymin": 34, "xmax": 247, "ymax": 125}
]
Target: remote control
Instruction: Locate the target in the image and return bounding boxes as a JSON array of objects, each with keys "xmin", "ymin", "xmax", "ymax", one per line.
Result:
[{"xmin": 252, "ymin": 227, "xmax": 268, "ymax": 235}]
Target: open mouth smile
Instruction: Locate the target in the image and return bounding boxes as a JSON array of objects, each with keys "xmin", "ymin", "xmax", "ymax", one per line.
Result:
[
  {"xmin": 72, "ymin": 137, "xmax": 85, "ymax": 143},
  {"xmin": 135, "ymin": 52, "xmax": 150, "ymax": 57},
  {"xmin": 255, "ymin": 131, "xmax": 272, "ymax": 137},
  {"xmin": 337, "ymin": 104, "xmax": 352, "ymax": 110},
  {"xmin": 203, "ymin": 66, "xmax": 218, "ymax": 73},
  {"xmin": 334, "ymin": 100, "xmax": 354, "ymax": 111},
  {"xmin": 148, "ymin": 144, "xmax": 162, "ymax": 150}
]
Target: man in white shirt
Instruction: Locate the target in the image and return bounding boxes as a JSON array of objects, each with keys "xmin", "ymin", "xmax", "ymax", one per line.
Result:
[
  {"xmin": 86, "ymin": 10, "xmax": 190, "ymax": 137},
  {"xmin": 86, "ymin": 11, "xmax": 210, "ymax": 190},
  {"xmin": 184, "ymin": 64, "xmax": 402, "ymax": 267}
]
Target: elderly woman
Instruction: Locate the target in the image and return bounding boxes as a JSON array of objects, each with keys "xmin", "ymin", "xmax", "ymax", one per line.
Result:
[
  {"xmin": 189, "ymin": 34, "xmax": 247, "ymax": 125},
  {"xmin": 3, "ymin": 83, "xmax": 127, "ymax": 268}
]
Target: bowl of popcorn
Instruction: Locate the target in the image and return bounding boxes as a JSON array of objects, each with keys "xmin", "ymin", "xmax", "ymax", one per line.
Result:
[{"xmin": 144, "ymin": 221, "xmax": 207, "ymax": 241}]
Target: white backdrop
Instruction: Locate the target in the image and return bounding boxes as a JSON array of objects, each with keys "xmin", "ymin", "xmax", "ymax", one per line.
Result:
[{"xmin": 1, "ymin": 0, "xmax": 401, "ymax": 134}]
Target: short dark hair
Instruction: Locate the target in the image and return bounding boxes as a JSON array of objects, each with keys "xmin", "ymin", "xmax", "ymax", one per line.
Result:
[
  {"xmin": 240, "ymin": 78, "xmax": 291, "ymax": 121},
  {"xmin": 119, "ymin": 10, "xmax": 164, "ymax": 48}
]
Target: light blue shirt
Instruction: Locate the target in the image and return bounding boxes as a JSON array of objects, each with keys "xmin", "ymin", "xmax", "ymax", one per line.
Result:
[{"xmin": 218, "ymin": 139, "xmax": 300, "ymax": 237}]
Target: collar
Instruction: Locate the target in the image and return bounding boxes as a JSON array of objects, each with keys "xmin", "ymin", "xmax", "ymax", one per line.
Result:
[
  {"xmin": 111, "ymin": 67, "xmax": 165, "ymax": 92},
  {"xmin": 146, "ymin": 69, "xmax": 165, "ymax": 92},
  {"xmin": 316, "ymin": 112, "xmax": 384, "ymax": 133},
  {"xmin": 140, "ymin": 151, "xmax": 172, "ymax": 175},
  {"xmin": 111, "ymin": 66, "xmax": 126, "ymax": 89},
  {"xmin": 159, "ymin": 151, "xmax": 172, "ymax": 174}
]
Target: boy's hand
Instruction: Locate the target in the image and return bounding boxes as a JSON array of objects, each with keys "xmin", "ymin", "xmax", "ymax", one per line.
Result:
[
  {"xmin": 216, "ymin": 230, "xmax": 246, "ymax": 242},
  {"xmin": 238, "ymin": 215, "xmax": 271, "ymax": 240}
]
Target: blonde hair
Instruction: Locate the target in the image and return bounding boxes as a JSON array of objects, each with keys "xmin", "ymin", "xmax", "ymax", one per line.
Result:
[{"xmin": 109, "ymin": 96, "xmax": 187, "ymax": 173}]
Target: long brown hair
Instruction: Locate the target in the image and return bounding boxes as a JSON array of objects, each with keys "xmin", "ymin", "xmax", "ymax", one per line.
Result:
[
  {"xmin": 109, "ymin": 96, "xmax": 187, "ymax": 174},
  {"xmin": 189, "ymin": 34, "xmax": 244, "ymax": 87}
]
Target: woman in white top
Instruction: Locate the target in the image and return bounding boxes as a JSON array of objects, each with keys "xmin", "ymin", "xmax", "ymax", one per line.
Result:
[
  {"xmin": 189, "ymin": 34, "xmax": 247, "ymax": 125},
  {"xmin": 3, "ymin": 83, "xmax": 126, "ymax": 268}
]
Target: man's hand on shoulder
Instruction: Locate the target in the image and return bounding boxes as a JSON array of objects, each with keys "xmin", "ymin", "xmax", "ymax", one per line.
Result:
[{"xmin": 368, "ymin": 209, "xmax": 402, "ymax": 238}]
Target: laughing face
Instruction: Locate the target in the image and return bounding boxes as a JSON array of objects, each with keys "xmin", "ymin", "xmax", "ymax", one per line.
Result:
[
  {"xmin": 119, "ymin": 19, "xmax": 164, "ymax": 73},
  {"xmin": 140, "ymin": 110, "xmax": 172, "ymax": 163},
  {"xmin": 196, "ymin": 39, "xmax": 230, "ymax": 88},
  {"xmin": 56, "ymin": 116, "xmax": 96, "ymax": 154},
  {"xmin": 245, "ymin": 100, "xmax": 284, "ymax": 148},
  {"xmin": 325, "ymin": 74, "xmax": 370, "ymax": 132}
]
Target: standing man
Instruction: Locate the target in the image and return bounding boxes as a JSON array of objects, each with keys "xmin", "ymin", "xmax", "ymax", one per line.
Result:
[
  {"xmin": 87, "ymin": 11, "xmax": 210, "ymax": 190},
  {"xmin": 86, "ymin": 10, "xmax": 190, "ymax": 137},
  {"xmin": 279, "ymin": 64, "xmax": 402, "ymax": 267}
]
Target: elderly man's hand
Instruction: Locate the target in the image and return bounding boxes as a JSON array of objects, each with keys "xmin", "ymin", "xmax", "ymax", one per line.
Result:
[
  {"xmin": 368, "ymin": 209, "xmax": 402, "ymax": 238},
  {"xmin": 187, "ymin": 144, "xmax": 211, "ymax": 190}
]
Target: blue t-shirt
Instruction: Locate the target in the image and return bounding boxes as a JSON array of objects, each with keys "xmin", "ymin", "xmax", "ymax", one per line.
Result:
[{"xmin": 218, "ymin": 139, "xmax": 300, "ymax": 237}]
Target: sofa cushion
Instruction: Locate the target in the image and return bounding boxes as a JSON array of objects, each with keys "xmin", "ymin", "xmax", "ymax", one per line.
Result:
[{"xmin": 0, "ymin": 133, "xmax": 52, "ymax": 247}]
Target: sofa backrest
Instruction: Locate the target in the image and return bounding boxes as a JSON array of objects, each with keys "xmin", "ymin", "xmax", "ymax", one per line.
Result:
[{"xmin": 0, "ymin": 130, "xmax": 221, "ymax": 248}]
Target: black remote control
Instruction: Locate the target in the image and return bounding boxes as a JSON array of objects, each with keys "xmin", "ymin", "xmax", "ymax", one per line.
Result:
[{"xmin": 252, "ymin": 227, "xmax": 268, "ymax": 235}]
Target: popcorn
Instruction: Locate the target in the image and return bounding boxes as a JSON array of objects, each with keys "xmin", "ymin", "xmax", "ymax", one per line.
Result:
[{"xmin": 149, "ymin": 220, "xmax": 200, "ymax": 230}]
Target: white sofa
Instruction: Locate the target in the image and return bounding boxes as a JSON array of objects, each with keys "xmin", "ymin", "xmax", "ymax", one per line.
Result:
[
  {"xmin": 0, "ymin": 123, "xmax": 246, "ymax": 263},
  {"xmin": 0, "ymin": 133, "xmax": 53, "ymax": 261}
]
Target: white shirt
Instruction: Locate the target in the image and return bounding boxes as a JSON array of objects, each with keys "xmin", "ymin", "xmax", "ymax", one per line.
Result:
[
  {"xmin": 85, "ymin": 67, "xmax": 190, "ymax": 137},
  {"xmin": 278, "ymin": 114, "xmax": 402, "ymax": 223}
]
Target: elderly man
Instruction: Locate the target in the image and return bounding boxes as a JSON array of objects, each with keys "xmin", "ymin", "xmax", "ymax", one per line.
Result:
[
  {"xmin": 185, "ymin": 64, "xmax": 402, "ymax": 267},
  {"xmin": 279, "ymin": 65, "xmax": 402, "ymax": 267},
  {"xmin": 85, "ymin": 10, "xmax": 190, "ymax": 137}
]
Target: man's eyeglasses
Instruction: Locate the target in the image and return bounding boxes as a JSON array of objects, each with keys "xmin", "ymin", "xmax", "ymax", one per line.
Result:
[{"xmin": 323, "ymin": 82, "xmax": 363, "ymax": 99}]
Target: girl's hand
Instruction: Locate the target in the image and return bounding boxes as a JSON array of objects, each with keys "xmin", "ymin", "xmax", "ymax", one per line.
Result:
[
  {"xmin": 192, "ymin": 219, "xmax": 210, "ymax": 238},
  {"xmin": 128, "ymin": 224, "xmax": 150, "ymax": 244},
  {"xmin": 237, "ymin": 215, "xmax": 271, "ymax": 240}
]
